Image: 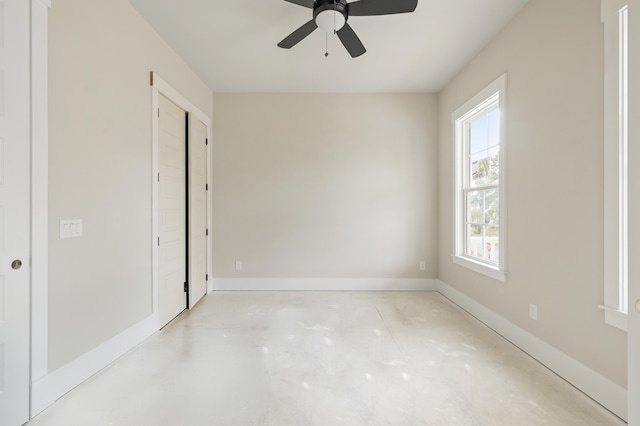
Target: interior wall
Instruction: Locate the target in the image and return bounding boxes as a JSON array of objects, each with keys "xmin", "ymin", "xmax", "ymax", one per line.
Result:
[
  {"xmin": 438, "ymin": 0, "xmax": 627, "ymax": 386},
  {"xmin": 212, "ymin": 93, "xmax": 438, "ymax": 281},
  {"xmin": 48, "ymin": 0, "xmax": 212, "ymax": 371}
]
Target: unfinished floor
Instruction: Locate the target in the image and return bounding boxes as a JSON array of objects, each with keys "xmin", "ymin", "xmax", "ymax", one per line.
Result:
[{"xmin": 29, "ymin": 292, "xmax": 624, "ymax": 425}]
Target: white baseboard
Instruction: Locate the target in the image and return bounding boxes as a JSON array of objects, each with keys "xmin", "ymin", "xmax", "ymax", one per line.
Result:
[
  {"xmin": 211, "ymin": 278, "xmax": 439, "ymax": 292},
  {"xmin": 435, "ymin": 279, "xmax": 628, "ymax": 422},
  {"xmin": 31, "ymin": 314, "xmax": 158, "ymax": 417}
]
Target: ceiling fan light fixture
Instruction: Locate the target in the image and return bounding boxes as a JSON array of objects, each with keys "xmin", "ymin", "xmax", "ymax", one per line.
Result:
[{"xmin": 315, "ymin": 10, "xmax": 345, "ymax": 32}]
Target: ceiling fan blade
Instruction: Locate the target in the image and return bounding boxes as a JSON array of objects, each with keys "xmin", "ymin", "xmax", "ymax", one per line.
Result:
[
  {"xmin": 278, "ymin": 20, "xmax": 318, "ymax": 49},
  {"xmin": 336, "ymin": 23, "xmax": 366, "ymax": 58},
  {"xmin": 283, "ymin": 0, "xmax": 315, "ymax": 8},
  {"xmin": 348, "ymin": 0, "xmax": 418, "ymax": 16}
]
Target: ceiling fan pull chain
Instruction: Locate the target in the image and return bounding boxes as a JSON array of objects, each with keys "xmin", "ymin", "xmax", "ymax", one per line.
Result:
[{"xmin": 325, "ymin": 32, "xmax": 329, "ymax": 57}]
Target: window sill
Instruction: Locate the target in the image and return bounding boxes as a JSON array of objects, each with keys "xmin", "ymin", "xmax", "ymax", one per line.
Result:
[
  {"xmin": 452, "ymin": 255, "xmax": 507, "ymax": 282},
  {"xmin": 598, "ymin": 305, "xmax": 628, "ymax": 332}
]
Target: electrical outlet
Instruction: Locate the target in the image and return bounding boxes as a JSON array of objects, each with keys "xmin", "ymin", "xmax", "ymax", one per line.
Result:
[
  {"xmin": 529, "ymin": 304, "xmax": 538, "ymax": 320},
  {"xmin": 419, "ymin": 261, "xmax": 426, "ymax": 271},
  {"xmin": 235, "ymin": 260, "xmax": 242, "ymax": 271}
]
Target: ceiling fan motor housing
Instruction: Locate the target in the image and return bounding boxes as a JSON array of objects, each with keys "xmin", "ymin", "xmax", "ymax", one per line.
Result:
[{"xmin": 313, "ymin": 0, "xmax": 348, "ymax": 32}]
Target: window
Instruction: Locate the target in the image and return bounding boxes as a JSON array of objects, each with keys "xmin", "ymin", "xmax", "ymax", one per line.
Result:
[
  {"xmin": 452, "ymin": 74, "xmax": 507, "ymax": 282},
  {"xmin": 601, "ymin": 0, "xmax": 628, "ymax": 331}
]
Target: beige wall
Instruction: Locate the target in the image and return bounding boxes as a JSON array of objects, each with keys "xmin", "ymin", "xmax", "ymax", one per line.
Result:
[
  {"xmin": 438, "ymin": 0, "xmax": 627, "ymax": 386},
  {"xmin": 212, "ymin": 93, "xmax": 438, "ymax": 280},
  {"xmin": 48, "ymin": 0, "xmax": 212, "ymax": 371}
]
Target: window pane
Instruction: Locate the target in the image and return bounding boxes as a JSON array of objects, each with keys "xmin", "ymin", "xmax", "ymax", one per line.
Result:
[
  {"xmin": 470, "ymin": 152, "xmax": 490, "ymax": 187},
  {"xmin": 466, "ymin": 225, "xmax": 499, "ymax": 264},
  {"xmin": 469, "ymin": 114, "xmax": 488, "ymax": 155},
  {"xmin": 466, "ymin": 190, "xmax": 484, "ymax": 223},
  {"xmin": 484, "ymin": 189, "xmax": 499, "ymax": 225},
  {"xmin": 487, "ymin": 146, "xmax": 500, "ymax": 186},
  {"xmin": 466, "ymin": 224, "xmax": 484, "ymax": 258},
  {"xmin": 465, "ymin": 187, "xmax": 500, "ymax": 263},
  {"xmin": 485, "ymin": 225, "xmax": 499, "ymax": 238},
  {"xmin": 484, "ymin": 226, "xmax": 499, "ymax": 263}
]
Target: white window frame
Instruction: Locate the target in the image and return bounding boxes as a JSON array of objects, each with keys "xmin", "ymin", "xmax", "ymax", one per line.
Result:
[
  {"xmin": 452, "ymin": 74, "xmax": 507, "ymax": 282},
  {"xmin": 601, "ymin": 0, "xmax": 628, "ymax": 331}
]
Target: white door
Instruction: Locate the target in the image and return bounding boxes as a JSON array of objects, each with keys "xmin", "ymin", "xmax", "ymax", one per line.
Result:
[
  {"xmin": 188, "ymin": 118, "xmax": 208, "ymax": 308},
  {"xmin": 629, "ymin": 1, "xmax": 639, "ymax": 423},
  {"xmin": 189, "ymin": 117, "xmax": 208, "ymax": 308},
  {"xmin": 158, "ymin": 94, "xmax": 187, "ymax": 327},
  {"xmin": 0, "ymin": 0, "xmax": 31, "ymax": 424}
]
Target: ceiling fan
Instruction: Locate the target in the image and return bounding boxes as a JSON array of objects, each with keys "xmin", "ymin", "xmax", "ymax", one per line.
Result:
[{"xmin": 278, "ymin": 0, "xmax": 418, "ymax": 58}]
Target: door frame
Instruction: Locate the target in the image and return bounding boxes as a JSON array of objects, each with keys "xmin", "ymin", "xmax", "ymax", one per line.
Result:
[
  {"xmin": 31, "ymin": 0, "xmax": 52, "ymax": 414},
  {"xmin": 628, "ymin": 0, "xmax": 639, "ymax": 422},
  {"xmin": 150, "ymin": 72, "xmax": 212, "ymax": 325}
]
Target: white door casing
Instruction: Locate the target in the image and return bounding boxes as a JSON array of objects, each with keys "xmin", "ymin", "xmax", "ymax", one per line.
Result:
[
  {"xmin": 628, "ymin": 0, "xmax": 639, "ymax": 423},
  {"xmin": 188, "ymin": 118, "xmax": 207, "ymax": 308},
  {"xmin": 0, "ymin": 0, "xmax": 32, "ymax": 424},
  {"xmin": 158, "ymin": 94, "xmax": 187, "ymax": 327}
]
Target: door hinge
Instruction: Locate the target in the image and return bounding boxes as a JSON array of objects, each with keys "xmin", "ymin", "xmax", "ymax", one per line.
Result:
[
  {"xmin": 157, "ymin": 237, "xmax": 160, "ymax": 246},
  {"xmin": 184, "ymin": 282, "xmax": 188, "ymax": 292},
  {"xmin": 206, "ymin": 138, "xmax": 208, "ymax": 146},
  {"xmin": 206, "ymin": 274, "xmax": 209, "ymax": 281},
  {"xmin": 157, "ymin": 173, "xmax": 160, "ymax": 182},
  {"xmin": 206, "ymin": 229, "xmax": 209, "ymax": 236},
  {"xmin": 158, "ymin": 108, "xmax": 160, "ymax": 118},
  {"xmin": 206, "ymin": 183, "xmax": 208, "ymax": 191}
]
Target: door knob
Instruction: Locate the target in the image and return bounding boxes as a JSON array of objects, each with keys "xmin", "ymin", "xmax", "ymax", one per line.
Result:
[{"xmin": 11, "ymin": 259, "xmax": 22, "ymax": 270}]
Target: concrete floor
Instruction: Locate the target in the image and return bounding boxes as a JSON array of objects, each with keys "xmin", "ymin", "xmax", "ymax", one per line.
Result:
[{"xmin": 29, "ymin": 292, "xmax": 625, "ymax": 425}]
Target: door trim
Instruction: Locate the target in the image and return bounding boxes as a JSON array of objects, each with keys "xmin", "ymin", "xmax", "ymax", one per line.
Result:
[
  {"xmin": 31, "ymin": 0, "xmax": 51, "ymax": 406},
  {"xmin": 151, "ymin": 72, "xmax": 212, "ymax": 325},
  {"xmin": 628, "ymin": 1, "xmax": 639, "ymax": 422}
]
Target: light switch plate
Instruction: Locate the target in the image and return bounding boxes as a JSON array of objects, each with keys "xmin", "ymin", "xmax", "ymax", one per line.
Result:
[
  {"xmin": 529, "ymin": 303, "xmax": 538, "ymax": 320},
  {"xmin": 60, "ymin": 219, "xmax": 83, "ymax": 239}
]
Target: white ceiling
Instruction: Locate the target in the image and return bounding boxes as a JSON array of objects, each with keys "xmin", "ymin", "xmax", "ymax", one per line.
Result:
[{"xmin": 128, "ymin": 0, "xmax": 529, "ymax": 93}]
